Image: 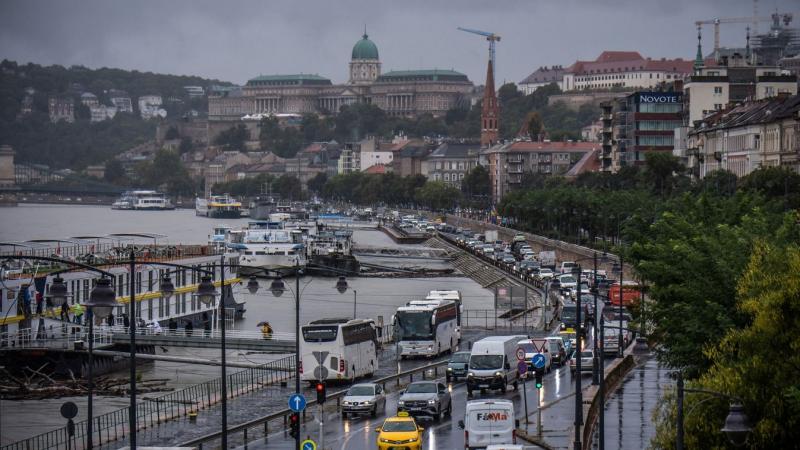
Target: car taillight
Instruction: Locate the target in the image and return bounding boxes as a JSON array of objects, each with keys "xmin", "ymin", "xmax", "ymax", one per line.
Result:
[
  {"xmin": 464, "ymin": 431, "xmax": 469, "ymax": 448},
  {"xmin": 512, "ymin": 429, "xmax": 517, "ymax": 444},
  {"xmin": 299, "ymin": 360, "xmax": 303, "ymax": 374},
  {"xmin": 339, "ymin": 359, "xmax": 345, "ymax": 373}
]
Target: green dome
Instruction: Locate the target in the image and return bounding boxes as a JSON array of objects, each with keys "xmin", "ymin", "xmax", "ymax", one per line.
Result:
[{"xmin": 352, "ymin": 33, "xmax": 379, "ymax": 60}]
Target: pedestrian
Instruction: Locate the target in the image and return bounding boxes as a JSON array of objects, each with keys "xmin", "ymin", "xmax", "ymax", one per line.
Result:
[
  {"xmin": 60, "ymin": 302, "xmax": 70, "ymax": 322},
  {"xmin": 107, "ymin": 312, "xmax": 114, "ymax": 327},
  {"xmin": 168, "ymin": 318, "xmax": 178, "ymax": 332},
  {"xmin": 71, "ymin": 302, "xmax": 84, "ymax": 325},
  {"xmin": 35, "ymin": 290, "xmax": 44, "ymax": 315},
  {"xmin": 20, "ymin": 284, "xmax": 32, "ymax": 318},
  {"xmin": 260, "ymin": 321, "xmax": 273, "ymax": 340},
  {"xmin": 122, "ymin": 313, "xmax": 130, "ymax": 328},
  {"xmin": 202, "ymin": 312, "xmax": 211, "ymax": 335},
  {"xmin": 184, "ymin": 320, "xmax": 193, "ymax": 336}
]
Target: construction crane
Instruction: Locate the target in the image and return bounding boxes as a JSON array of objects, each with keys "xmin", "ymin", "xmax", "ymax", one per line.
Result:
[
  {"xmin": 695, "ymin": 15, "xmax": 788, "ymax": 60},
  {"xmin": 457, "ymin": 27, "xmax": 501, "ymax": 80}
]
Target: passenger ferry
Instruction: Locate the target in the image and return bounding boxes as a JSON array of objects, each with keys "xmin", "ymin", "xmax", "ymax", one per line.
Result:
[
  {"xmin": 112, "ymin": 190, "xmax": 174, "ymax": 210},
  {"xmin": 232, "ymin": 221, "xmax": 307, "ymax": 276},
  {"xmin": 196, "ymin": 194, "xmax": 242, "ymax": 219}
]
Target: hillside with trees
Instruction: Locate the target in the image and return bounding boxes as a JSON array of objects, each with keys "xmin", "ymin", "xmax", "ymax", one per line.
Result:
[{"xmin": 0, "ymin": 59, "xmax": 231, "ymax": 169}]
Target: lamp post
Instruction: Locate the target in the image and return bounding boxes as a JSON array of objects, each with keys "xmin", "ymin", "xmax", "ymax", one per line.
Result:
[
  {"xmin": 611, "ymin": 256, "xmax": 625, "ymax": 358},
  {"xmin": 676, "ymin": 372, "xmax": 752, "ymax": 449},
  {"xmin": 269, "ymin": 263, "xmax": 348, "ymax": 450},
  {"xmin": 83, "ymin": 277, "xmax": 118, "ymax": 450}
]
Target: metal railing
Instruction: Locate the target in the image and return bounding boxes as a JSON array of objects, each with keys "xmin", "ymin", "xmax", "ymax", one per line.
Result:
[
  {"xmin": 0, "ymin": 327, "xmax": 113, "ymax": 350},
  {"xmin": 182, "ymin": 358, "xmax": 450, "ymax": 450},
  {"xmin": 2, "ymin": 355, "xmax": 296, "ymax": 450},
  {"xmin": 107, "ymin": 326, "xmax": 296, "ymax": 342}
]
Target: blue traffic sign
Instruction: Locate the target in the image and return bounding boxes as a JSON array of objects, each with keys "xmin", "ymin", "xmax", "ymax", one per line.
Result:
[
  {"xmin": 288, "ymin": 393, "xmax": 307, "ymax": 412},
  {"xmin": 531, "ymin": 353, "xmax": 546, "ymax": 369},
  {"xmin": 517, "ymin": 360, "xmax": 528, "ymax": 374},
  {"xmin": 301, "ymin": 439, "xmax": 317, "ymax": 450}
]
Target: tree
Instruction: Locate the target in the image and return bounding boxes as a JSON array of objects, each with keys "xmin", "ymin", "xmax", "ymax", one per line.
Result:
[
  {"xmin": 103, "ymin": 158, "xmax": 127, "ymax": 184},
  {"xmin": 164, "ymin": 126, "xmax": 180, "ymax": 140},
  {"xmin": 259, "ymin": 116, "xmax": 303, "ymax": 158},
  {"xmin": 739, "ymin": 166, "xmax": 800, "ymax": 210},
  {"xmin": 524, "ymin": 111, "xmax": 544, "ymax": 141},
  {"xmin": 214, "ymin": 124, "xmax": 249, "ymax": 152},
  {"xmin": 645, "ymin": 152, "xmax": 684, "ymax": 196},
  {"xmin": 414, "ymin": 181, "xmax": 461, "ymax": 211},
  {"xmin": 135, "ymin": 149, "xmax": 194, "ymax": 195},
  {"xmin": 274, "ymin": 174, "xmax": 303, "ymax": 200},
  {"xmin": 461, "ymin": 165, "xmax": 490, "ymax": 207},
  {"xmin": 651, "ymin": 232, "xmax": 800, "ymax": 449},
  {"xmin": 178, "ymin": 137, "xmax": 193, "ymax": 154},
  {"xmin": 307, "ymin": 172, "xmax": 328, "ymax": 194}
]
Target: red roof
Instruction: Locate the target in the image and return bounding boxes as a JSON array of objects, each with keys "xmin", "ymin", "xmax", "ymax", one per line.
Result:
[
  {"xmin": 566, "ymin": 51, "xmax": 691, "ymax": 75},
  {"xmin": 301, "ymin": 143, "xmax": 324, "ymax": 153},
  {"xmin": 364, "ymin": 164, "xmax": 387, "ymax": 174}
]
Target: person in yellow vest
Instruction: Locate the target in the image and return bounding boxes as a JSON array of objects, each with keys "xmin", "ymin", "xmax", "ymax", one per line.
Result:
[{"xmin": 71, "ymin": 303, "xmax": 84, "ymax": 325}]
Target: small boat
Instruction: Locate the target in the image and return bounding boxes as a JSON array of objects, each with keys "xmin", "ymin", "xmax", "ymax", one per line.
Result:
[
  {"xmin": 196, "ymin": 194, "xmax": 242, "ymax": 219},
  {"xmin": 232, "ymin": 221, "xmax": 307, "ymax": 276},
  {"xmin": 112, "ymin": 190, "xmax": 174, "ymax": 210}
]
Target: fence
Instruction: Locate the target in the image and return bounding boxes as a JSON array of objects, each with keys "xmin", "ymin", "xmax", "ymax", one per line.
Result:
[
  {"xmin": 182, "ymin": 358, "xmax": 450, "ymax": 450},
  {"xmin": 1, "ymin": 355, "xmax": 296, "ymax": 450},
  {"xmin": 0, "ymin": 326, "xmax": 113, "ymax": 350}
]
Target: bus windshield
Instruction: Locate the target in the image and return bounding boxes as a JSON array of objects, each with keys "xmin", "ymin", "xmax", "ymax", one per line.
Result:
[
  {"xmin": 395, "ymin": 311, "xmax": 433, "ymax": 340},
  {"xmin": 302, "ymin": 325, "xmax": 338, "ymax": 342}
]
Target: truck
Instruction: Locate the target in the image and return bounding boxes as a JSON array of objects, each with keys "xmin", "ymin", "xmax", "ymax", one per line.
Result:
[
  {"xmin": 484, "ymin": 230, "xmax": 499, "ymax": 243},
  {"xmin": 538, "ymin": 251, "xmax": 556, "ymax": 269}
]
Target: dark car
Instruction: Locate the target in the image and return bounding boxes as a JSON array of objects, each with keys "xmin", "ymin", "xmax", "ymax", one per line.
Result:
[
  {"xmin": 446, "ymin": 351, "xmax": 471, "ymax": 382},
  {"xmin": 545, "ymin": 337, "xmax": 568, "ymax": 366}
]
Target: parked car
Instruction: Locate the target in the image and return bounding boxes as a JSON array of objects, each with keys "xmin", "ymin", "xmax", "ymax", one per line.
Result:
[
  {"xmin": 397, "ymin": 381, "xmax": 452, "ymax": 421},
  {"xmin": 342, "ymin": 383, "xmax": 386, "ymax": 418},
  {"xmin": 446, "ymin": 351, "xmax": 471, "ymax": 382}
]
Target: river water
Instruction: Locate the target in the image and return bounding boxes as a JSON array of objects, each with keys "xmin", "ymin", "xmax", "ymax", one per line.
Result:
[{"xmin": 0, "ymin": 204, "xmax": 495, "ymax": 445}]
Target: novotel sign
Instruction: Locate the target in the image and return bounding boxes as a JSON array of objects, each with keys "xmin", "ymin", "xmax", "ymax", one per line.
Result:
[{"xmin": 638, "ymin": 93, "xmax": 681, "ymax": 103}]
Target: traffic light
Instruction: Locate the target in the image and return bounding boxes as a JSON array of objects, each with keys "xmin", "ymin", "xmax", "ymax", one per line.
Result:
[
  {"xmin": 289, "ymin": 412, "xmax": 299, "ymax": 438},
  {"xmin": 315, "ymin": 381, "xmax": 327, "ymax": 404},
  {"xmin": 534, "ymin": 369, "xmax": 543, "ymax": 389}
]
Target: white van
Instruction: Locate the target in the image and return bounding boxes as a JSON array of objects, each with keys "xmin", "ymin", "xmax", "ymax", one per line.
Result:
[
  {"xmin": 467, "ymin": 335, "xmax": 527, "ymax": 396},
  {"xmin": 458, "ymin": 399, "xmax": 517, "ymax": 449}
]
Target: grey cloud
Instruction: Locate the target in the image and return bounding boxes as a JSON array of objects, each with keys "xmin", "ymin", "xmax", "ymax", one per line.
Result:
[{"xmin": 0, "ymin": 0, "xmax": 795, "ymax": 86}]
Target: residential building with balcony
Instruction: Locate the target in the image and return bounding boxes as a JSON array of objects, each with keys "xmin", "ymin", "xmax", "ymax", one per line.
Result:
[
  {"xmin": 48, "ymin": 96, "xmax": 74, "ymax": 123},
  {"xmin": 482, "ymin": 141, "xmax": 601, "ymax": 202}
]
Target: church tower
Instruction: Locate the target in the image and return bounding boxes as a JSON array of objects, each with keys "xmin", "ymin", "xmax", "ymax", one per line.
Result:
[
  {"xmin": 481, "ymin": 59, "xmax": 499, "ymax": 147},
  {"xmin": 349, "ymin": 30, "xmax": 381, "ymax": 85}
]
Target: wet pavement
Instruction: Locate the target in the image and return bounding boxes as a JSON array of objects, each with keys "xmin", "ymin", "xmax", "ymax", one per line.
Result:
[{"xmin": 590, "ymin": 356, "xmax": 673, "ymax": 450}]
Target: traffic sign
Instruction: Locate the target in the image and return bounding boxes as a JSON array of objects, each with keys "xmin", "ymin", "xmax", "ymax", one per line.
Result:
[
  {"xmin": 517, "ymin": 360, "xmax": 528, "ymax": 374},
  {"xmin": 301, "ymin": 439, "xmax": 317, "ymax": 450},
  {"xmin": 516, "ymin": 347, "xmax": 525, "ymax": 361},
  {"xmin": 531, "ymin": 353, "xmax": 546, "ymax": 369},
  {"xmin": 288, "ymin": 393, "xmax": 307, "ymax": 412}
]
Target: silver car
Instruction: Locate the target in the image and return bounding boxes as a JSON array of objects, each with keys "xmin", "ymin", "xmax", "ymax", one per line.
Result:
[
  {"xmin": 397, "ymin": 381, "xmax": 452, "ymax": 421},
  {"xmin": 341, "ymin": 383, "xmax": 386, "ymax": 418}
]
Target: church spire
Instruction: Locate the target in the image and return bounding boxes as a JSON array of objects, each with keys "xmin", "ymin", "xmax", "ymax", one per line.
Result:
[
  {"xmin": 694, "ymin": 26, "xmax": 704, "ymax": 74},
  {"xmin": 481, "ymin": 58, "xmax": 499, "ymax": 148}
]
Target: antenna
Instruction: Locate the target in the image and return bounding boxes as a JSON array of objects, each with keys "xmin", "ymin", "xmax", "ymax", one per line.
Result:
[{"xmin": 753, "ymin": 0, "xmax": 759, "ymax": 35}]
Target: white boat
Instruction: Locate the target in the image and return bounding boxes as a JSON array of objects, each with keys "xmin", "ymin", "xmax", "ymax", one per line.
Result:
[
  {"xmin": 112, "ymin": 190, "xmax": 174, "ymax": 210},
  {"xmin": 196, "ymin": 194, "xmax": 242, "ymax": 218},
  {"xmin": 232, "ymin": 221, "xmax": 307, "ymax": 276}
]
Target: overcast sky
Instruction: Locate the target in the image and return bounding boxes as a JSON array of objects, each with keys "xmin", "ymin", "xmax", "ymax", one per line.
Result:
[{"xmin": 0, "ymin": 0, "xmax": 795, "ymax": 86}]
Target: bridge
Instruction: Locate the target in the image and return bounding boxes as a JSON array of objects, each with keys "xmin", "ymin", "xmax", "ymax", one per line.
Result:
[{"xmin": 110, "ymin": 329, "xmax": 295, "ymax": 353}]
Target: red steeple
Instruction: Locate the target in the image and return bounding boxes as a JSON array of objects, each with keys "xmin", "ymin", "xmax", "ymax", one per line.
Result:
[{"xmin": 481, "ymin": 59, "xmax": 499, "ymax": 147}]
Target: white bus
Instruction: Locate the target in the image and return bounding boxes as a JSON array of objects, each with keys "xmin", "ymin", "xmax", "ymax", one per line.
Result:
[
  {"xmin": 300, "ymin": 318, "xmax": 378, "ymax": 383},
  {"xmin": 394, "ymin": 298, "xmax": 459, "ymax": 358},
  {"xmin": 425, "ymin": 290, "xmax": 463, "ymax": 340}
]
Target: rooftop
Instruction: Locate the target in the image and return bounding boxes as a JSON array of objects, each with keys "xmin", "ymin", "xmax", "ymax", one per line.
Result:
[
  {"xmin": 247, "ymin": 74, "xmax": 332, "ymax": 86},
  {"xmin": 565, "ymin": 51, "xmax": 693, "ymax": 75},
  {"xmin": 377, "ymin": 69, "xmax": 469, "ymax": 83},
  {"xmin": 428, "ymin": 142, "xmax": 481, "ymax": 159}
]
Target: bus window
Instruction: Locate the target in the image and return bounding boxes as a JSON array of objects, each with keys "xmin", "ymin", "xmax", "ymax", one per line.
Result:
[
  {"xmin": 302, "ymin": 325, "xmax": 338, "ymax": 342},
  {"xmin": 330, "ymin": 356, "xmax": 338, "ymax": 370}
]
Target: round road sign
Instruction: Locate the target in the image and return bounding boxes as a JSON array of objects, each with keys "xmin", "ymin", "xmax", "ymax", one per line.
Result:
[
  {"xmin": 516, "ymin": 347, "xmax": 525, "ymax": 361},
  {"xmin": 60, "ymin": 401, "xmax": 78, "ymax": 419},
  {"xmin": 517, "ymin": 360, "xmax": 528, "ymax": 374},
  {"xmin": 301, "ymin": 439, "xmax": 317, "ymax": 450},
  {"xmin": 288, "ymin": 393, "xmax": 307, "ymax": 412},
  {"xmin": 531, "ymin": 353, "xmax": 546, "ymax": 369}
]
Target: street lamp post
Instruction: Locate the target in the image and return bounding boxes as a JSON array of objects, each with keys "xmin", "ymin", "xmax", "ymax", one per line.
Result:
[
  {"xmin": 83, "ymin": 277, "xmax": 118, "ymax": 450},
  {"xmin": 676, "ymin": 372, "xmax": 752, "ymax": 449}
]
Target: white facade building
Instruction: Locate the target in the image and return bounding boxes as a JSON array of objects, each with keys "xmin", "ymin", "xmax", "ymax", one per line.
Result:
[
  {"xmin": 561, "ymin": 51, "xmax": 693, "ymax": 92},
  {"xmin": 138, "ymin": 95, "xmax": 166, "ymax": 119}
]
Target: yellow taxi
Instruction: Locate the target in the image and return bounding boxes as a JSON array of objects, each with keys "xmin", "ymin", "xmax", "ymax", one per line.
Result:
[{"xmin": 375, "ymin": 411, "xmax": 424, "ymax": 450}]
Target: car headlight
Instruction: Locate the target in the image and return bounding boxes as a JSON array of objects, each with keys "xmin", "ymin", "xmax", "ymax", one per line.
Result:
[
  {"xmin": 342, "ymin": 401, "xmax": 350, "ymax": 405},
  {"xmin": 408, "ymin": 436, "xmax": 419, "ymax": 442},
  {"xmin": 446, "ymin": 367, "xmax": 453, "ymax": 372},
  {"xmin": 494, "ymin": 371, "xmax": 503, "ymax": 377},
  {"xmin": 379, "ymin": 438, "xmax": 391, "ymax": 443},
  {"xmin": 363, "ymin": 400, "xmax": 372, "ymax": 405},
  {"xmin": 467, "ymin": 372, "xmax": 474, "ymax": 378},
  {"xmin": 428, "ymin": 399, "xmax": 436, "ymax": 405},
  {"xmin": 427, "ymin": 345, "xmax": 433, "ymax": 351},
  {"xmin": 398, "ymin": 400, "xmax": 405, "ymax": 406}
]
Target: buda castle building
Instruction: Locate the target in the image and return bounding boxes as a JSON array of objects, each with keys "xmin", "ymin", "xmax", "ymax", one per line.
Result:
[{"xmin": 209, "ymin": 32, "xmax": 474, "ymax": 121}]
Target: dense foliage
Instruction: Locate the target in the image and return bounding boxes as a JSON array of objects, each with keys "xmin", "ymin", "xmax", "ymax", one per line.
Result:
[{"xmin": 497, "ymin": 163, "xmax": 800, "ymax": 448}]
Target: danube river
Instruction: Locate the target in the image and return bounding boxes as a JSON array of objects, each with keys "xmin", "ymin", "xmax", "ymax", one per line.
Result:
[{"xmin": 0, "ymin": 204, "xmax": 496, "ymax": 445}]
